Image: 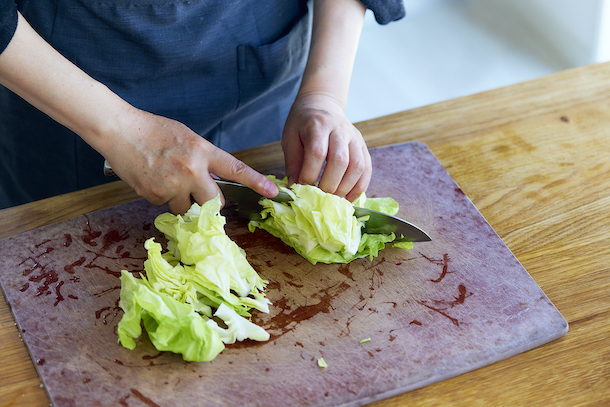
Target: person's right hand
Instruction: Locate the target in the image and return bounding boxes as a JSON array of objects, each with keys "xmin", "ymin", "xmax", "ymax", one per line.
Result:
[
  {"xmin": 0, "ymin": 13, "xmax": 277, "ymax": 215},
  {"xmin": 103, "ymin": 107, "xmax": 278, "ymax": 214}
]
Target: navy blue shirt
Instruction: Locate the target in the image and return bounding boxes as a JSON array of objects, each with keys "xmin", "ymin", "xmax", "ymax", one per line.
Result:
[
  {"xmin": 0, "ymin": 0, "xmax": 18, "ymax": 53},
  {"xmin": 0, "ymin": 0, "xmax": 404, "ymax": 209},
  {"xmin": 0, "ymin": 0, "xmax": 404, "ymax": 54}
]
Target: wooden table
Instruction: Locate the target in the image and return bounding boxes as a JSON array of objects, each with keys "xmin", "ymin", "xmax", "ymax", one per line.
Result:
[{"xmin": 1, "ymin": 62, "xmax": 609, "ymax": 406}]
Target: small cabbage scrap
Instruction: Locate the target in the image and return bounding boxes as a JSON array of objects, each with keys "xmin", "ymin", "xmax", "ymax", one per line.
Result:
[
  {"xmin": 117, "ymin": 196, "xmax": 270, "ymax": 362},
  {"xmin": 206, "ymin": 303, "xmax": 270, "ymax": 344},
  {"xmin": 248, "ymin": 176, "xmax": 411, "ymax": 264}
]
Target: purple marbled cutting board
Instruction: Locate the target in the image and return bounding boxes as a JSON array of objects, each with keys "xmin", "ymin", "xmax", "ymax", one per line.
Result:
[{"xmin": 0, "ymin": 142, "xmax": 568, "ymax": 407}]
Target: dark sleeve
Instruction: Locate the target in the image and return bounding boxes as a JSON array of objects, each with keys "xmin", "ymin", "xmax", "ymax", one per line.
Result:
[
  {"xmin": 0, "ymin": 1, "xmax": 18, "ymax": 54},
  {"xmin": 360, "ymin": 0, "xmax": 405, "ymax": 24}
]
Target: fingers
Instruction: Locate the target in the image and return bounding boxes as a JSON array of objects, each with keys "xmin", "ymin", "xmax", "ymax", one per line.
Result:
[
  {"xmin": 345, "ymin": 144, "xmax": 372, "ymax": 202},
  {"xmin": 318, "ymin": 130, "xmax": 353, "ymax": 195},
  {"xmin": 282, "ymin": 135, "xmax": 305, "ymax": 186},
  {"xmin": 313, "ymin": 126, "xmax": 370, "ymax": 200},
  {"xmin": 190, "ymin": 175, "xmax": 225, "ymax": 207},
  {"xmin": 296, "ymin": 128, "xmax": 329, "ymax": 186},
  {"xmin": 161, "ymin": 171, "xmax": 222, "ymax": 215},
  {"xmin": 167, "ymin": 194, "xmax": 194, "ymax": 216},
  {"xmin": 282, "ymin": 103, "xmax": 372, "ymax": 200},
  {"xmin": 208, "ymin": 148, "xmax": 278, "ymax": 198}
]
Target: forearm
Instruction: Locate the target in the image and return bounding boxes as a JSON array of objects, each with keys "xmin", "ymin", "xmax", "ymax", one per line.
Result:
[
  {"xmin": 0, "ymin": 13, "xmax": 278, "ymax": 213},
  {"xmin": 0, "ymin": 13, "xmax": 131, "ymax": 156},
  {"xmin": 299, "ymin": 0, "xmax": 366, "ymax": 110}
]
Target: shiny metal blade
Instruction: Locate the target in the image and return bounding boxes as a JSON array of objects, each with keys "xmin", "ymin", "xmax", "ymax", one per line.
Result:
[
  {"xmin": 215, "ymin": 180, "xmax": 291, "ymax": 221},
  {"xmin": 353, "ymin": 207, "xmax": 431, "ymax": 242},
  {"xmin": 102, "ymin": 161, "xmax": 431, "ymax": 243},
  {"xmin": 216, "ymin": 180, "xmax": 431, "ymax": 242}
]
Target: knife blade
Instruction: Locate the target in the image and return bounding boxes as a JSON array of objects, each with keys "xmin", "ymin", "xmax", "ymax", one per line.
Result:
[
  {"xmin": 103, "ymin": 160, "xmax": 431, "ymax": 242},
  {"xmin": 216, "ymin": 180, "xmax": 431, "ymax": 243}
]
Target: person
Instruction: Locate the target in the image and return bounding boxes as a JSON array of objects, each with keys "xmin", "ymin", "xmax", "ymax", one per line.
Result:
[{"xmin": 0, "ymin": 0, "xmax": 405, "ymax": 214}]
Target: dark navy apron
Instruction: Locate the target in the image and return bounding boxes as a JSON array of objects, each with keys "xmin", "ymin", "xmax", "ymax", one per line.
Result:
[{"xmin": 0, "ymin": 0, "xmax": 311, "ymax": 209}]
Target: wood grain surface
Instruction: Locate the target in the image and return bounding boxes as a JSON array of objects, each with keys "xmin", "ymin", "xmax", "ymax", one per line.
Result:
[{"xmin": 1, "ymin": 62, "xmax": 610, "ymax": 406}]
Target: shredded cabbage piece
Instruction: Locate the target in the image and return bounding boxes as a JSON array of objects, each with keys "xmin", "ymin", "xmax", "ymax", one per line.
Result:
[
  {"xmin": 117, "ymin": 195, "xmax": 270, "ymax": 362},
  {"xmin": 117, "ymin": 270, "xmax": 225, "ymax": 362},
  {"xmin": 317, "ymin": 357, "xmax": 328, "ymax": 368},
  {"xmin": 206, "ymin": 303, "xmax": 270, "ymax": 344},
  {"xmin": 248, "ymin": 176, "xmax": 412, "ymax": 264}
]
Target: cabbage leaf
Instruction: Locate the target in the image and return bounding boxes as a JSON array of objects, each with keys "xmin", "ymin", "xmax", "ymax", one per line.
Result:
[
  {"xmin": 206, "ymin": 303, "xmax": 270, "ymax": 344},
  {"xmin": 117, "ymin": 270, "xmax": 225, "ymax": 362},
  {"xmin": 248, "ymin": 176, "xmax": 411, "ymax": 264},
  {"xmin": 117, "ymin": 196, "xmax": 270, "ymax": 362}
]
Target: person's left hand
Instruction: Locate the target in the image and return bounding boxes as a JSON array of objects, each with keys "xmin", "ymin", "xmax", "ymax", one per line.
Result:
[{"xmin": 281, "ymin": 92, "xmax": 372, "ymax": 202}]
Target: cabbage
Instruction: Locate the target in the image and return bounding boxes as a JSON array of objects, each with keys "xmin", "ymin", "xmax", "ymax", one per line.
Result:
[
  {"xmin": 117, "ymin": 271, "xmax": 224, "ymax": 362},
  {"xmin": 117, "ymin": 196, "xmax": 270, "ymax": 362},
  {"xmin": 354, "ymin": 194, "xmax": 399, "ymax": 216},
  {"xmin": 248, "ymin": 176, "xmax": 411, "ymax": 264},
  {"xmin": 206, "ymin": 303, "xmax": 270, "ymax": 344}
]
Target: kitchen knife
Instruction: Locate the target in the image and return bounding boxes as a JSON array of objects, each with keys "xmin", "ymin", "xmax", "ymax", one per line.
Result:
[
  {"xmin": 103, "ymin": 160, "xmax": 431, "ymax": 242},
  {"xmin": 216, "ymin": 180, "xmax": 431, "ymax": 243}
]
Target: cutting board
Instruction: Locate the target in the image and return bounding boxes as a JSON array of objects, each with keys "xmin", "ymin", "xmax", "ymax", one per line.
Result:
[{"xmin": 0, "ymin": 142, "xmax": 567, "ymax": 407}]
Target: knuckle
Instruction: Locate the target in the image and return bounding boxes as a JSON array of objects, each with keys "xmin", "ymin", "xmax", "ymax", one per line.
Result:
[
  {"xmin": 330, "ymin": 151, "xmax": 350, "ymax": 169},
  {"xmin": 350, "ymin": 156, "xmax": 366, "ymax": 173},
  {"xmin": 135, "ymin": 184, "xmax": 166, "ymax": 205},
  {"xmin": 148, "ymin": 183, "xmax": 171, "ymax": 202},
  {"xmin": 308, "ymin": 144, "xmax": 327, "ymax": 161},
  {"xmin": 172, "ymin": 153, "xmax": 198, "ymax": 176},
  {"xmin": 253, "ymin": 177, "xmax": 269, "ymax": 192},
  {"xmin": 228, "ymin": 158, "xmax": 249, "ymax": 177},
  {"xmin": 303, "ymin": 111, "xmax": 330, "ymax": 134}
]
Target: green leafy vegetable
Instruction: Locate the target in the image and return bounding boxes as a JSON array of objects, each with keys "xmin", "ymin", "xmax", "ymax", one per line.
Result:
[
  {"xmin": 117, "ymin": 196, "xmax": 270, "ymax": 362},
  {"xmin": 206, "ymin": 303, "xmax": 270, "ymax": 344},
  {"xmin": 117, "ymin": 270, "xmax": 224, "ymax": 362},
  {"xmin": 353, "ymin": 194, "xmax": 399, "ymax": 216},
  {"xmin": 248, "ymin": 176, "xmax": 412, "ymax": 264}
]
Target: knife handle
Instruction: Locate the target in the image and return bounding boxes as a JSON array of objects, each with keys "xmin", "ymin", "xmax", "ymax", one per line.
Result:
[{"xmin": 103, "ymin": 160, "xmax": 118, "ymax": 178}]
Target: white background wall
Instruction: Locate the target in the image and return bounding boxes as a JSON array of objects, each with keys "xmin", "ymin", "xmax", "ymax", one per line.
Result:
[
  {"xmin": 467, "ymin": 0, "xmax": 610, "ymax": 66},
  {"xmin": 347, "ymin": 0, "xmax": 610, "ymax": 123}
]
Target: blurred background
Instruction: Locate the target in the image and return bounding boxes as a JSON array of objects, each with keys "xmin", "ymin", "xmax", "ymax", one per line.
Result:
[{"xmin": 346, "ymin": 0, "xmax": 610, "ymax": 123}]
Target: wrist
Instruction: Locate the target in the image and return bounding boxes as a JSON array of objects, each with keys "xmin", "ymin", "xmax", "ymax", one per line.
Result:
[
  {"xmin": 73, "ymin": 83, "xmax": 137, "ymax": 157},
  {"xmin": 293, "ymin": 90, "xmax": 346, "ymax": 114}
]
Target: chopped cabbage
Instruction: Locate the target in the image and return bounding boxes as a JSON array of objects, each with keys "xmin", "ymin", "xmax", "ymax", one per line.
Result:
[
  {"xmin": 206, "ymin": 303, "xmax": 270, "ymax": 344},
  {"xmin": 248, "ymin": 176, "xmax": 411, "ymax": 264},
  {"xmin": 117, "ymin": 271, "xmax": 225, "ymax": 362},
  {"xmin": 117, "ymin": 196, "xmax": 270, "ymax": 362},
  {"xmin": 317, "ymin": 357, "xmax": 328, "ymax": 368}
]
